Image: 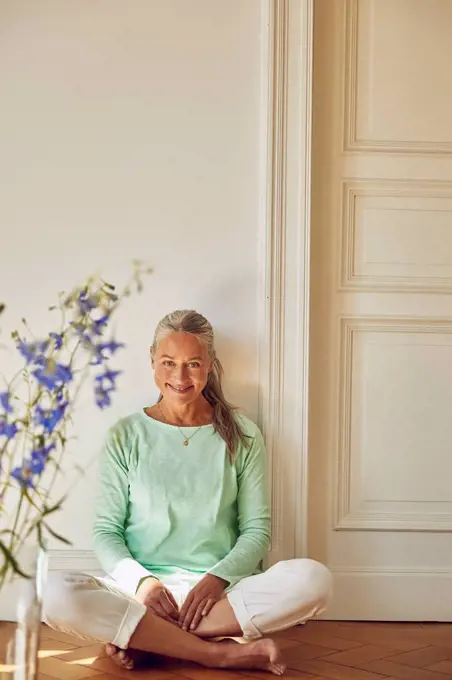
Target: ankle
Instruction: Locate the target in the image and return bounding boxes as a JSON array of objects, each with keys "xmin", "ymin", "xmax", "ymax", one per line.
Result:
[{"xmin": 202, "ymin": 642, "xmax": 229, "ymax": 668}]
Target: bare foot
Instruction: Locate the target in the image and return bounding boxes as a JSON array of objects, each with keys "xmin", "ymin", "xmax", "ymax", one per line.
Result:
[
  {"xmin": 215, "ymin": 638, "xmax": 286, "ymax": 676},
  {"xmin": 106, "ymin": 638, "xmax": 285, "ymax": 676},
  {"xmin": 105, "ymin": 643, "xmax": 149, "ymax": 671}
]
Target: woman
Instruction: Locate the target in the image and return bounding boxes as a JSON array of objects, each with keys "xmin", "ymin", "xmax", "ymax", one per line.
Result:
[{"xmin": 44, "ymin": 310, "xmax": 332, "ymax": 676}]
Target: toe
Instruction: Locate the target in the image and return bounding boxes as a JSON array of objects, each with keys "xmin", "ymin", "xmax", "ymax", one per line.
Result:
[
  {"xmin": 111, "ymin": 650, "xmax": 125, "ymax": 667},
  {"xmin": 118, "ymin": 650, "xmax": 135, "ymax": 670}
]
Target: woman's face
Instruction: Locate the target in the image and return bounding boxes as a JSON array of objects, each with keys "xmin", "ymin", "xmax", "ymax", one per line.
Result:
[{"xmin": 151, "ymin": 331, "xmax": 212, "ymax": 405}]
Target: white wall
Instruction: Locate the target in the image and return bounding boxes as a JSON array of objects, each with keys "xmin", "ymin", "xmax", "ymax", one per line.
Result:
[{"xmin": 0, "ymin": 0, "xmax": 264, "ymax": 559}]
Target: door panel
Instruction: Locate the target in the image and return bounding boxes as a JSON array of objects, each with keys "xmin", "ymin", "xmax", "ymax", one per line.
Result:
[{"xmin": 309, "ymin": 0, "xmax": 452, "ymax": 619}]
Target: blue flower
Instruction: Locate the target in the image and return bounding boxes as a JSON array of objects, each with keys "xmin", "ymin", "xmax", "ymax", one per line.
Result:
[
  {"xmin": 73, "ymin": 327, "xmax": 107, "ymax": 364},
  {"xmin": 89, "ymin": 340, "xmax": 124, "ymax": 367},
  {"xmin": 17, "ymin": 340, "xmax": 48, "ymax": 364},
  {"xmin": 34, "ymin": 403, "xmax": 68, "ymax": 432},
  {"xmin": 89, "ymin": 342, "xmax": 108, "ymax": 366},
  {"xmin": 0, "ymin": 418, "xmax": 18, "ymax": 439},
  {"xmin": 98, "ymin": 340, "xmax": 125, "ymax": 355},
  {"xmin": 29, "ymin": 457, "xmax": 45, "ymax": 475},
  {"xmin": 78, "ymin": 290, "xmax": 97, "ymax": 315},
  {"xmin": 90, "ymin": 352, "xmax": 104, "ymax": 366},
  {"xmin": 55, "ymin": 389, "xmax": 66, "ymax": 405},
  {"xmin": 11, "ymin": 464, "xmax": 35, "ymax": 488},
  {"xmin": 30, "ymin": 444, "xmax": 55, "ymax": 473},
  {"xmin": 11, "ymin": 444, "xmax": 54, "ymax": 487},
  {"xmin": 92, "ymin": 314, "xmax": 109, "ymax": 336},
  {"xmin": 0, "ymin": 392, "xmax": 13, "ymax": 414},
  {"xmin": 75, "ymin": 329, "xmax": 97, "ymax": 353},
  {"xmin": 93, "ymin": 368, "xmax": 121, "ymax": 408},
  {"xmin": 70, "ymin": 322, "xmax": 86, "ymax": 336},
  {"xmin": 31, "ymin": 444, "xmax": 55, "ymax": 460},
  {"xmin": 49, "ymin": 332, "xmax": 63, "ymax": 349},
  {"xmin": 33, "ymin": 360, "xmax": 73, "ymax": 391},
  {"xmin": 95, "ymin": 369, "xmax": 122, "ymax": 390},
  {"xmin": 94, "ymin": 384, "xmax": 112, "ymax": 409}
]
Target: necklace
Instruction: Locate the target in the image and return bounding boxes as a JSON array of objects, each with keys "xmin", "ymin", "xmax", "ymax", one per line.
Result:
[{"xmin": 157, "ymin": 402, "xmax": 203, "ymax": 446}]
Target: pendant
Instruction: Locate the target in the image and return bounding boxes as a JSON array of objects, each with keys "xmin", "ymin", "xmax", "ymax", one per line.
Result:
[{"xmin": 184, "ymin": 440, "xmax": 189, "ymax": 446}]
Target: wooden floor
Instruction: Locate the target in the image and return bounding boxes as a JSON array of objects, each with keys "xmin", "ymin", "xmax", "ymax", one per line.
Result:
[{"xmin": 2, "ymin": 621, "xmax": 452, "ymax": 679}]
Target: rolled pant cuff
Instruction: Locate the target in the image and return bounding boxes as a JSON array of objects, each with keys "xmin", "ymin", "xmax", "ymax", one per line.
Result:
[
  {"xmin": 112, "ymin": 598, "xmax": 147, "ymax": 649},
  {"xmin": 227, "ymin": 587, "xmax": 261, "ymax": 640}
]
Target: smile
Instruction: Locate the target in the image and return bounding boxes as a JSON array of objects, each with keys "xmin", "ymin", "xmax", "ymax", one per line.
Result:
[{"xmin": 167, "ymin": 384, "xmax": 193, "ymax": 393}]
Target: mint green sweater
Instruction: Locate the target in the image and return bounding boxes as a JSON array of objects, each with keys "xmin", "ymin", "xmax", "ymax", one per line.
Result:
[{"xmin": 93, "ymin": 411, "xmax": 271, "ymax": 594}]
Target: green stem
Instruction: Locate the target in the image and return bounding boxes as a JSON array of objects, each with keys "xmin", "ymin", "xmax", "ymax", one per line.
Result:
[
  {"xmin": 10, "ymin": 490, "xmax": 25, "ymax": 548},
  {"xmin": 1, "ymin": 489, "xmax": 26, "ymax": 586}
]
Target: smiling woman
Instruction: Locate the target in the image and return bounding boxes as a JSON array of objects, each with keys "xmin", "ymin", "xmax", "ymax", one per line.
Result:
[
  {"xmin": 42, "ymin": 310, "xmax": 332, "ymax": 676},
  {"xmin": 149, "ymin": 310, "xmax": 247, "ymax": 458}
]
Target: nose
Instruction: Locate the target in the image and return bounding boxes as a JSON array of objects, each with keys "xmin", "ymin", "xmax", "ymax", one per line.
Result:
[{"xmin": 173, "ymin": 364, "xmax": 189, "ymax": 383}]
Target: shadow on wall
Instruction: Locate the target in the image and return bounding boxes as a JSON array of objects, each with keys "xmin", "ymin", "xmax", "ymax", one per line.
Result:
[{"xmin": 197, "ymin": 272, "xmax": 260, "ymax": 422}]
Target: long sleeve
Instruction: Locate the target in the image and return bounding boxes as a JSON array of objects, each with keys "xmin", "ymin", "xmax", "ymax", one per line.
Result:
[
  {"xmin": 208, "ymin": 426, "xmax": 271, "ymax": 588},
  {"xmin": 92, "ymin": 423, "xmax": 152, "ymax": 594}
]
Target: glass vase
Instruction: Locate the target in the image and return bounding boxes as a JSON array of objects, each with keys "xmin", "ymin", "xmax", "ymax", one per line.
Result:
[{"xmin": 1, "ymin": 546, "xmax": 47, "ymax": 680}]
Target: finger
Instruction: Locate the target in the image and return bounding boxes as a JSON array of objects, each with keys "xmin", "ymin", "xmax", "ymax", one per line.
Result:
[
  {"xmin": 179, "ymin": 592, "xmax": 193, "ymax": 623},
  {"xmin": 182, "ymin": 599, "xmax": 202, "ymax": 631},
  {"xmin": 165, "ymin": 588, "xmax": 180, "ymax": 613},
  {"xmin": 190, "ymin": 601, "xmax": 207, "ymax": 631},
  {"xmin": 202, "ymin": 597, "xmax": 216, "ymax": 617},
  {"xmin": 160, "ymin": 591, "xmax": 179, "ymax": 619},
  {"xmin": 149, "ymin": 602, "xmax": 175, "ymax": 624}
]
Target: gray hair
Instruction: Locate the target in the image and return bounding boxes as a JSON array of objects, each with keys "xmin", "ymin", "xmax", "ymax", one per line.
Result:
[{"xmin": 152, "ymin": 309, "xmax": 247, "ymax": 461}]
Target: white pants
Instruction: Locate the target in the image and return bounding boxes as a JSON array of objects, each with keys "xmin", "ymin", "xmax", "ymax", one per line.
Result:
[{"xmin": 43, "ymin": 559, "xmax": 332, "ymax": 650}]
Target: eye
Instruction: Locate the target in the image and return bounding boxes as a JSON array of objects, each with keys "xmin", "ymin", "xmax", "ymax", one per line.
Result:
[
  {"xmin": 188, "ymin": 362, "xmax": 200, "ymax": 369},
  {"xmin": 163, "ymin": 360, "xmax": 175, "ymax": 367}
]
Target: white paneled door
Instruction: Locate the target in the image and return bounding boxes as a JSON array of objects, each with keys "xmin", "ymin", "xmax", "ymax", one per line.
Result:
[{"xmin": 309, "ymin": 0, "xmax": 452, "ymax": 620}]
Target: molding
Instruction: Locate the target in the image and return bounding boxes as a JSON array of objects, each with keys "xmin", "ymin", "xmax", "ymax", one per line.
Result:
[
  {"xmin": 340, "ymin": 179, "xmax": 452, "ymax": 293},
  {"xmin": 335, "ymin": 316, "xmax": 452, "ymax": 531},
  {"xmin": 343, "ymin": 0, "xmax": 452, "ymax": 155},
  {"xmin": 343, "ymin": 0, "xmax": 359, "ymax": 153},
  {"xmin": 258, "ymin": 0, "xmax": 288, "ymax": 557},
  {"xmin": 258, "ymin": 0, "xmax": 313, "ymax": 561},
  {"xmin": 330, "ymin": 565, "xmax": 452, "ymax": 575},
  {"xmin": 337, "ymin": 512, "xmax": 452, "ymax": 532},
  {"xmin": 294, "ymin": 0, "xmax": 314, "ymax": 560},
  {"xmin": 327, "ymin": 565, "xmax": 452, "ymax": 621}
]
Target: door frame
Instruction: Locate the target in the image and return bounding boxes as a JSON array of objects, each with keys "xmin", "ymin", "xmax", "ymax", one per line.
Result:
[{"xmin": 258, "ymin": 0, "xmax": 314, "ymax": 563}]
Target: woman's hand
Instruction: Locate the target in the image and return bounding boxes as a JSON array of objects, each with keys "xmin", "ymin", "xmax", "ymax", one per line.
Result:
[
  {"xmin": 135, "ymin": 576, "xmax": 179, "ymax": 623},
  {"xmin": 179, "ymin": 574, "xmax": 228, "ymax": 631}
]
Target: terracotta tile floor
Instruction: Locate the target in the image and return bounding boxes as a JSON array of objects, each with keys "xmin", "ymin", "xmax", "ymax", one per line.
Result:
[{"xmin": 2, "ymin": 620, "xmax": 452, "ymax": 679}]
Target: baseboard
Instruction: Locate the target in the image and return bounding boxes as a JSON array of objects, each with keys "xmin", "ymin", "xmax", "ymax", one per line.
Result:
[
  {"xmin": 47, "ymin": 549, "xmax": 103, "ymax": 574},
  {"xmin": 5, "ymin": 553, "xmax": 450, "ymax": 623},
  {"xmin": 327, "ymin": 567, "xmax": 452, "ymax": 621}
]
